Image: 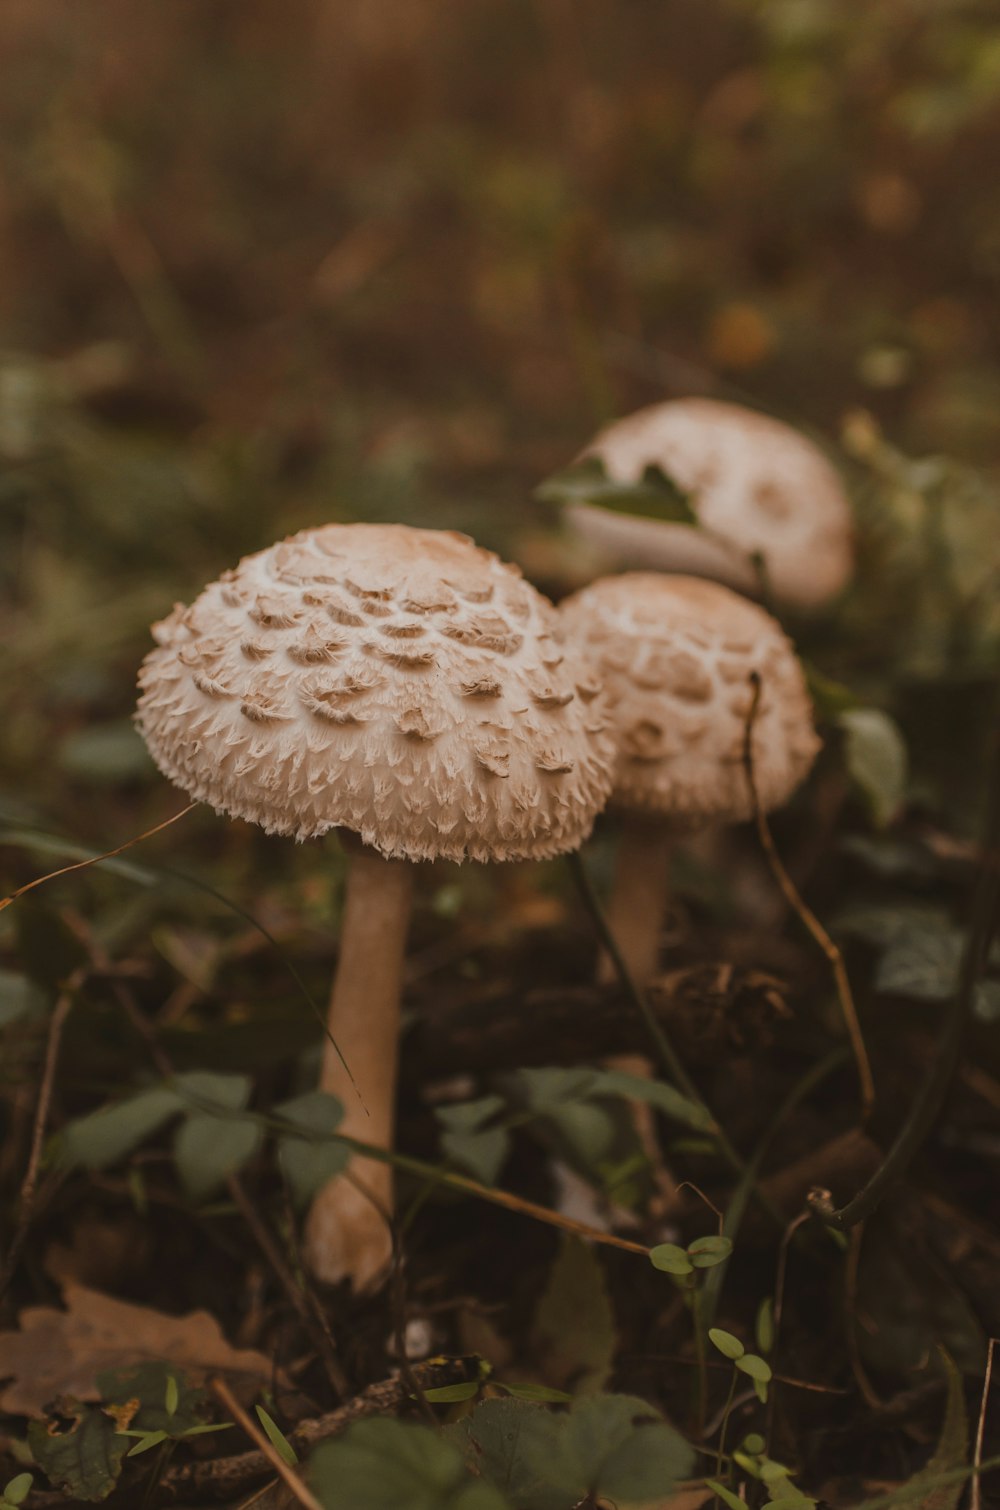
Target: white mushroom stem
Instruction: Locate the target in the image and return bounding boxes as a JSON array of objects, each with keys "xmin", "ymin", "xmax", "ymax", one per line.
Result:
[
  {"xmin": 598, "ymin": 814, "xmax": 674, "ymax": 985},
  {"xmin": 304, "ymin": 843, "xmax": 414, "ymax": 1291}
]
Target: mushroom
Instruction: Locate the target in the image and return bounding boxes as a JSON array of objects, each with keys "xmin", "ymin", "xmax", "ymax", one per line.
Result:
[
  {"xmin": 565, "ymin": 398, "xmax": 854, "ymax": 613},
  {"xmin": 558, "ymin": 573, "xmax": 820, "ymax": 982},
  {"xmin": 136, "ymin": 523, "xmax": 615, "ymax": 1290}
]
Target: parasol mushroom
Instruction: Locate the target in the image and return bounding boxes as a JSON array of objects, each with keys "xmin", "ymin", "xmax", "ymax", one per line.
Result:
[
  {"xmin": 137, "ymin": 523, "xmax": 615, "ymax": 1290},
  {"xmin": 559, "ymin": 572, "xmax": 819, "ymax": 982},
  {"xmin": 565, "ymin": 397, "xmax": 854, "ymax": 613}
]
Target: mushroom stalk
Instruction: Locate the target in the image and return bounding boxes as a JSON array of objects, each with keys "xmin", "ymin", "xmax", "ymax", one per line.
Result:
[
  {"xmin": 599, "ymin": 815, "xmax": 673, "ymax": 985},
  {"xmin": 305, "ymin": 843, "xmax": 414, "ymax": 1290}
]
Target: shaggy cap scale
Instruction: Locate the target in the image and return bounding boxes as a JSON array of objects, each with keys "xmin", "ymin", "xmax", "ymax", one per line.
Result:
[
  {"xmin": 559, "ymin": 573, "xmax": 819, "ymax": 825},
  {"xmin": 570, "ymin": 398, "xmax": 853, "ymax": 612},
  {"xmin": 137, "ymin": 524, "xmax": 615, "ymax": 863}
]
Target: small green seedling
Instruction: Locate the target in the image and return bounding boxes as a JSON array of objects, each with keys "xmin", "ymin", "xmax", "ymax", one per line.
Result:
[
  {"xmin": 0, "ymin": 1475, "xmax": 33, "ymax": 1510},
  {"xmin": 708, "ymin": 1328, "xmax": 773, "ymax": 1404},
  {"xmin": 117, "ymin": 1371, "xmax": 233, "ymax": 1458},
  {"xmin": 255, "ymin": 1405, "xmax": 298, "ymax": 1466}
]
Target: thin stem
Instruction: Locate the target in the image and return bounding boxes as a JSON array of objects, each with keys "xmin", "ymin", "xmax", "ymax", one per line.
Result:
[
  {"xmin": 972, "ymin": 1338, "xmax": 996, "ymax": 1510},
  {"xmin": 742, "ymin": 672, "xmax": 875, "ymax": 1119},
  {"xmin": 715, "ymin": 1369, "xmax": 739, "ymax": 1482},
  {"xmin": 690, "ymin": 1288, "xmax": 708, "ymax": 1437},
  {"xmin": 811, "ymin": 727, "xmax": 1000, "ymax": 1231},
  {"xmin": 0, "ymin": 979, "xmax": 77, "ymax": 1300},
  {"xmin": 0, "ymin": 804, "xmax": 196, "ymax": 914}
]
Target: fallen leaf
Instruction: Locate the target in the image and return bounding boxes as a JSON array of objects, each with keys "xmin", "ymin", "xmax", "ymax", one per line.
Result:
[{"xmin": 0, "ymin": 1282, "xmax": 278, "ymax": 1416}]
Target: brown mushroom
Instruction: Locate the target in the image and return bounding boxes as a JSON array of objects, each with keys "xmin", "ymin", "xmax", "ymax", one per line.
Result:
[
  {"xmin": 137, "ymin": 523, "xmax": 615, "ymax": 1290},
  {"xmin": 559, "ymin": 573, "xmax": 819, "ymax": 982},
  {"xmin": 567, "ymin": 398, "xmax": 854, "ymax": 614}
]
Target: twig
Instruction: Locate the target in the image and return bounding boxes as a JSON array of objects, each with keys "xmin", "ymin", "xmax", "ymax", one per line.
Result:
[
  {"xmin": 742, "ymin": 672, "xmax": 874, "ymax": 1118},
  {"xmin": 208, "ymin": 1375, "xmax": 324, "ymax": 1510},
  {"xmin": 0, "ymin": 803, "xmax": 197, "ymax": 913},
  {"xmin": 160, "ymin": 1357, "xmax": 478, "ymax": 1502},
  {"xmin": 227, "ymin": 1174, "xmax": 350, "ymax": 1402},
  {"xmin": 0, "ymin": 980, "xmax": 77, "ymax": 1300},
  {"xmin": 810, "ymin": 728, "xmax": 1000, "ymax": 1230},
  {"xmin": 972, "ymin": 1338, "xmax": 997, "ymax": 1510},
  {"xmin": 844, "ymin": 1222, "xmax": 882, "ymax": 1411},
  {"xmin": 764, "ymin": 1209, "xmax": 810, "ymax": 1450}
]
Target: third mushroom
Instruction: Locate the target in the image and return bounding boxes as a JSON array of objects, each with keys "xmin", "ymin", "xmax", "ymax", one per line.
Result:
[{"xmin": 558, "ymin": 572, "xmax": 820, "ymax": 984}]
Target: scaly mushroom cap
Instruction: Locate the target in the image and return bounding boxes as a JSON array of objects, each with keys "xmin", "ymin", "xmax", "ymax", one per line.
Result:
[
  {"xmin": 571, "ymin": 398, "xmax": 853, "ymax": 612},
  {"xmin": 559, "ymin": 574, "xmax": 820, "ymax": 825},
  {"xmin": 137, "ymin": 523, "xmax": 615, "ymax": 863}
]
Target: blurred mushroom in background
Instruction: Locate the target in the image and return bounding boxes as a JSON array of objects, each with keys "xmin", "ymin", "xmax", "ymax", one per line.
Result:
[
  {"xmin": 559, "ymin": 572, "xmax": 820, "ymax": 983},
  {"xmin": 558, "ymin": 398, "xmax": 855, "ymax": 614}
]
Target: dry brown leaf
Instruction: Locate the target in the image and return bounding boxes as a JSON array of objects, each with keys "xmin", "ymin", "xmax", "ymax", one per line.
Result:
[{"xmin": 0, "ymin": 1281, "xmax": 278, "ymax": 1416}]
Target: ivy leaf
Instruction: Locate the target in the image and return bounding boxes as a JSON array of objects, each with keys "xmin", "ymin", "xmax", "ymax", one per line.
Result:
[
  {"xmin": 446, "ymin": 1398, "xmax": 565, "ymax": 1510},
  {"xmin": 27, "ymin": 1401, "xmax": 129, "ymax": 1502},
  {"xmin": 276, "ymin": 1091, "xmax": 348, "ymax": 1208},
  {"xmin": 539, "ymin": 1394, "xmax": 694, "ymax": 1505},
  {"xmin": 61, "ymin": 1088, "xmax": 183, "ymax": 1171},
  {"xmin": 529, "ymin": 1236, "xmax": 616, "ymax": 1395},
  {"xmin": 839, "ymin": 707, "xmax": 909, "ymax": 828},
  {"xmin": 0, "ymin": 969, "xmax": 46, "ymax": 1029},
  {"xmin": 437, "ymin": 1096, "xmax": 510, "ymax": 1185},
  {"xmin": 909, "ymin": 1349, "xmax": 968, "ymax": 1510},
  {"xmin": 308, "ymin": 1417, "xmax": 510, "ymax": 1509},
  {"xmin": 174, "ymin": 1114, "xmax": 261, "ymax": 1202}
]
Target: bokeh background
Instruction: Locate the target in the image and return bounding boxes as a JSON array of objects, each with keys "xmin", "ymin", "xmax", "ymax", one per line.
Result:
[
  {"xmin": 3, "ymin": 0, "xmax": 1000, "ymax": 889},
  {"xmin": 3, "ymin": 7, "xmax": 1000, "ymax": 1475}
]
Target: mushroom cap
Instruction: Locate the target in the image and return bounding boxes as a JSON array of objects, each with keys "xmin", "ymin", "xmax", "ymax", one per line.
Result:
[
  {"xmin": 558, "ymin": 573, "xmax": 820, "ymax": 826},
  {"xmin": 137, "ymin": 523, "xmax": 615, "ymax": 863},
  {"xmin": 569, "ymin": 398, "xmax": 854, "ymax": 612}
]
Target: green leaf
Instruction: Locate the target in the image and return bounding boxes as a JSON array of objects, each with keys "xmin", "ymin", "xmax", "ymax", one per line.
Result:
[
  {"xmin": 28, "ymin": 1404, "xmax": 129, "ymax": 1502},
  {"xmin": 650, "ymin": 1243, "xmax": 693, "ymax": 1276},
  {"xmin": 446, "ymin": 1398, "xmax": 565, "ymax": 1510},
  {"xmin": 276, "ymin": 1091, "xmax": 348, "ymax": 1208},
  {"xmin": 529, "ymin": 1236, "xmax": 616, "ymax": 1395},
  {"xmin": 735, "ymin": 1353, "xmax": 773, "ymax": 1383},
  {"xmin": 175, "ymin": 1113, "xmax": 261, "ymax": 1201},
  {"xmin": 2, "ymin": 1475, "xmax": 33, "ymax": 1507},
  {"xmin": 439, "ymin": 1124, "xmax": 510, "ymax": 1185},
  {"xmin": 423, "ymin": 1383, "xmax": 481, "ymax": 1403},
  {"xmin": 59, "ymin": 722, "xmax": 155, "ymax": 785},
  {"xmin": 174, "ymin": 1070, "xmax": 252, "ymax": 1113},
  {"xmin": 556, "ymin": 1394, "xmax": 694, "ymax": 1503},
  {"xmin": 540, "ymin": 456, "xmax": 698, "ymax": 525},
  {"xmin": 687, "ymin": 1235, "xmax": 733, "ymax": 1269},
  {"xmin": 709, "ymin": 1328, "xmax": 745, "ymax": 1360},
  {"xmin": 584, "ymin": 1067, "xmax": 714, "ymax": 1131},
  {"xmin": 756, "ymin": 1298, "xmax": 775, "ymax": 1355},
  {"xmin": 61, "ymin": 1087, "xmax": 182, "ymax": 1171},
  {"xmin": 706, "ymin": 1479, "xmax": 747, "ymax": 1510},
  {"xmin": 97, "ymin": 1363, "xmax": 206, "ymax": 1436},
  {"xmin": 501, "ymin": 1383, "xmax": 572, "ymax": 1404},
  {"xmin": 0, "ymin": 969, "xmax": 46, "ymax": 1029},
  {"xmin": 126, "ymin": 1430, "xmax": 168, "ymax": 1457},
  {"xmin": 309, "ymin": 1417, "xmax": 510, "ymax": 1509},
  {"xmin": 839, "ymin": 708, "xmax": 909, "ymax": 828},
  {"xmin": 256, "ymin": 1406, "xmax": 298, "ymax": 1465},
  {"xmin": 908, "ymin": 1349, "xmax": 968, "ymax": 1510}
]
